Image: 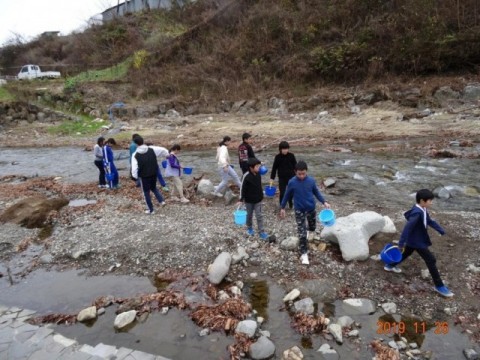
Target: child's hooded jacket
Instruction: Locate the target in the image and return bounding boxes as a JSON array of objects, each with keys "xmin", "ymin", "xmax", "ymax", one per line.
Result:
[{"xmin": 399, "ymin": 205, "xmax": 445, "ymax": 249}]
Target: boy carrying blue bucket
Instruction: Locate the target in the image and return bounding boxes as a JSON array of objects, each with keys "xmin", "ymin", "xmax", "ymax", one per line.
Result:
[
  {"xmin": 239, "ymin": 158, "xmax": 269, "ymax": 240},
  {"xmin": 384, "ymin": 189, "xmax": 453, "ymax": 297},
  {"xmin": 279, "ymin": 161, "xmax": 330, "ymax": 265}
]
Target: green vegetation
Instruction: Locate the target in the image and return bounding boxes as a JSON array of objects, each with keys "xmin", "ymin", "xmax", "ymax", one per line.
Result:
[
  {"xmin": 48, "ymin": 115, "xmax": 106, "ymax": 136},
  {"xmin": 0, "ymin": 87, "xmax": 15, "ymax": 102},
  {"xmin": 66, "ymin": 59, "xmax": 131, "ymax": 86}
]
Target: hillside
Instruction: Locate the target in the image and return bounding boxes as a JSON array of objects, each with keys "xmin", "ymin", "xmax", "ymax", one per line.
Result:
[{"xmin": 1, "ymin": 0, "xmax": 480, "ymax": 104}]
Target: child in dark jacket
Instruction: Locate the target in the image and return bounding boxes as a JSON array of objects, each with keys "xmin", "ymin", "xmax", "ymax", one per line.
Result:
[
  {"xmin": 385, "ymin": 188, "xmax": 453, "ymax": 297},
  {"xmin": 270, "ymin": 141, "xmax": 297, "ymax": 208},
  {"xmin": 240, "ymin": 158, "xmax": 269, "ymax": 240},
  {"xmin": 280, "ymin": 161, "xmax": 330, "ymax": 265}
]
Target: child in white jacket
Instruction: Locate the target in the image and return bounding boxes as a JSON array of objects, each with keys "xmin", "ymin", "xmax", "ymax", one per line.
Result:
[{"xmin": 214, "ymin": 136, "xmax": 242, "ymax": 197}]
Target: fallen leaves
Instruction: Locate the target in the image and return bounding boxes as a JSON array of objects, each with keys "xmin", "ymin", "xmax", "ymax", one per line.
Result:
[
  {"xmin": 370, "ymin": 340, "xmax": 400, "ymax": 360},
  {"xmin": 291, "ymin": 313, "xmax": 329, "ymax": 335},
  {"xmin": 190, "ymin": 298, "xmax": 251, "ymax": 332}
]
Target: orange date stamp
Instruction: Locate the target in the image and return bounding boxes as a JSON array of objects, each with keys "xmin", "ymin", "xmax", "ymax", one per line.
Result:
[{"xmin": 376, "ymin": 321, "xmax": 449, "ymax": 335}]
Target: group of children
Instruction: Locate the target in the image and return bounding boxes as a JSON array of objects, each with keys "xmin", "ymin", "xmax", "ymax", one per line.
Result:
[{"xmin": 93, "ymin": 132, "xmax": 454, "ymax": 297}]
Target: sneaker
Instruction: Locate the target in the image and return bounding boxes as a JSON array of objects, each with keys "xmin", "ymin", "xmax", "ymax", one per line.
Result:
[
  {"xmin": 212, "ymin": 191, "xmax": 223, "ymax": 198},
  {"xmin": 384, "ymin": 265, "xmax": 402, "ymax": 273},
  {"xmin": 170, "ymin": 196, "xmax": 180, "ymax": 202},
  {"xmin": 247, "ymin": 228, "xmax": 255, "ymax": 236},
  {"xmin": 162, "ymin": 186, "xmax": 169, "ymax": 192},
  {"xmin": 307, "ymin": 231, "xmax": 315, "ymax": 241},
  {"xmin": 259, "ymin": 232, "xmax": 269, "ymax": 240},
  {"xmin": 180, "ymin": 198, "xmax": 190, "ymax": 203},
  {"xmin": 434, "ymin": 286, "xmax": 454, "ymax": 297},
  {"xmin": 145, "ymin": 210, "xmax": 155, "ymax": 214},
  {"xmin": 160, "ymin": 202, "xmax": 166, "ymax": 206},
  {"xmin": 301, "ymin": 253, "xmax": 310, "ymax": 265}
]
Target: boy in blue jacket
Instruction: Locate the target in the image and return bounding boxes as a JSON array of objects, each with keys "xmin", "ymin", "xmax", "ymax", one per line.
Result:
[
  {"xmin": 385, "ymin": 189, "xmax": 453, "ymax": 297},
  {"xmin": 280, "ymin": 161, "xmax": 330, "ymax": 265}
]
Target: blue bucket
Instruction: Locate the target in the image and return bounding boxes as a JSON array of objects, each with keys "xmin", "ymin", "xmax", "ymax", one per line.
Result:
[
  {"xmin": 234, "ymin": 207, "xmax": 247, "ymax": 226},
  {"xmin": 105, "ymin": 173, "xmax": 114, "ymax": 182},
  {"xmin": 259, "ymin": 165, "xmax": 268, "ymax": 176},
  {"xmin": 161, "ymin": 160, "xmax": 167, "ymax": 169},
  {"xmin": 380, "ymin": 244, "xmax": 402, "ymax": 265},
  {"xmin": 318, "ymin": 209, "xmax": 335, "ymax": 226},
  {"xmin": 183, "ymin": 167, "xmax": 193, "ymax": 175},
  {"xmin": 264, "ymin": 185, "xmax": 276, "ymax": 197}
]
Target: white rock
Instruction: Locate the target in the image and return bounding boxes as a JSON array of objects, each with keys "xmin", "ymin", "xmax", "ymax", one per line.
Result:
[
  {"xmin": 396, "ymin": 341, "xmax": 407, "ymax": 350},
  {"xmin": 388, "ymin": 340, "xmax": 398, "ymax": 349},
  {"xmin": 421, "ymin": 269, "xmax": 430, "ymax": 279},
  {"xmin": 336, "ymin": 315, "xmax": 354, "ymax": 327},
  {"xmin": 280, "ymin": 236, "xmax": 299, "ymax": 251},
  {"xmin": 161, "ymin": 307, "xmax": 169, "ymax": 314},
  {"xmin": 257, "ymin": 316, "xmax": 264, "ymax": 325},
  {"xmin": 467, "ymin": 264, "xmax": 480, "ymax": 273},
  {"xmin": 294, "ymin": 298, "xmax": 314, "ymax": 315},
  {"xmin": 283, "ymin": 289, "xmax": 301, "ymax": 302},
  {"xmin": 207, "ymin": 252, "xmax": 232, "ymax": 284},
  {"xmin": 114, "ymin": 310, "xmax": 136, "ymax": 329},
  {"xmin": 77, "ymin": 306, "xmax": 97, "ymax": 322},
  {"xmin": 381, "ymin": 216, "xmax": 397, "ymax": 233},
  {"xmin": 327, "ymin": 323, "xmax": 343, "ymax": 343},
  {"xmin": 283, "ymin": 345, "xmax": 303, "ymax": 360},
  {"xmin": 348, "ymin": 329, "xmax": 359, "ymax": 337},
  {"xmin": 230, "ymin": 285, "xmax": 242, "ymax": 298},
  {"xmin": 381, "ymin": 302, "xmax": 397, "ymax": 314},
  {"xmin": 236, "ymin": 320, "xmax": 257, "ymax": 338},
  {"xmin": 321, "ymin": 211, "xmax": 386, "ymax": 261},
  {"xmin": 249, "ymin": 336, "xmax": 275, "ymax": 360}
]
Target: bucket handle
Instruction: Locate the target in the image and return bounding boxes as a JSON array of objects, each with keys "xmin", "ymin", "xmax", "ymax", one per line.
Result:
[
  {"xmin": 384, "ymin": 245, "xmax": 402, "ymax": 254},
  {"xmin": 236, "ymin": 204, "xmax": 246, "ymax": 211}
]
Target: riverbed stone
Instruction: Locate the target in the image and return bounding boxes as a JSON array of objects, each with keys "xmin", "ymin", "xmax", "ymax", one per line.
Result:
[
  {"xmin": 113, "ymin": 310, "xmax": 137, "ymax": 329},
  {"xmin": 381, "ymin": 302, "xmax": 397, "ymax": 314},
  {"xmin": 293, "ymin": 298, "xmax": 314, "ymax": 315},
  {"xmin": 327, "ymin": 324, "xmax": 343, "ymax": 344},
  {"xmin": 463, "ymin": 84, "xmax": 480, "ymax": 101},
  {"xmin": 283, "ymin": 289, "xmax": 300, "ymax": 302},
  {"xmin": 207, "ymin": 252, "xmax": 231, "ymax": 284},
  {"xmin": 235, "ymin": 320, "xmax": 257, "ymax": 338},
  {"xmin": 280, "ymin": 236, "xmax": 299, "ymax": 251},
  {"xmin": 321, "ymin": 211, "xmax": 385, "ymax": 261},
  {"xmin": 463, "ymin": 348, "xmax": 479, "ymax": 360},
  {"xmin": 249, "ymin": 335, "xmax": 275, "ymax": 359},
  {"xmin": 282, "ymin": 345, "xmax": 303, "ymax": 360},
  {"xmin": 336, "ymin": 316, "xmax": 354, "ymax": 327},
  {"xmin": 317, "ymin": 343, "xmax": 339, "ymax": 360},
  {"xmin": 76, "ymin": 306, "xmax": 97, "ymax": 322},
  {"xmin": 342, "ymin": 298, "xmax": 377, "ymax": 315},
  {"xmin": 231, "ymin": 246, "xmax": 249, "ymax": 265},
  {"xmin": 433, "ymin": 186, "xmax": 451, "ymax": 199},
  {"xmin": 196, "ymin": 179, "xmax": 215, "ymax": 198}
]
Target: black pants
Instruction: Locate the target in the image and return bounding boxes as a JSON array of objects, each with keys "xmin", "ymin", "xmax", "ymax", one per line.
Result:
[
  {"xmin": 140, "ymin": 176, "xmax": 164, "ymax": 212},
  {"xmin": 94, "ymin": 160, "xmax": 106, "ymax": 186},
  {"xmin": 295, "ymin": 209, "xmax": 316, "ymax": 255},
  {"xmin": 240, "ymin": 162, "xmax": 248, "ymax": 174},
  {"xmin": 394, "ymin": 246, "xmax": 444, "ymax": 287},
  {"xmin": 279, "ymin": 176, "xmax": 293, "ymax": 208}
]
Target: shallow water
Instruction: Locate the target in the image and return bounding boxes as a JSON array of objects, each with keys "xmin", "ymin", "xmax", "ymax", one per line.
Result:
[
  {"xmin": 0, "ymin": 145, "xmax": 479, "ymax": 212},
  {"xmin": 0, "ymin": 271, "xmax": 475, "ymax": 359}
]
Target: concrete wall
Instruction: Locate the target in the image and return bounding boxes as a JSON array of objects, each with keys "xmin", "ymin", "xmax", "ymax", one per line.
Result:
[{"xmin": 102, "ymin": 0, "xmax": 192, "ymax": 22}]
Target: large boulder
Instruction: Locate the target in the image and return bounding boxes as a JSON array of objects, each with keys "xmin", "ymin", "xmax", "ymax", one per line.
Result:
[
  {"xmin": 196, "ymin": 179, "xmax": 215, "ymax": 199},
  {"xmin": 321, "ymin": 211, "xmax": 385, "ymax": 261},
  {"xmin": 0, "ymin": 196, "xmax": 69, "ymax": 228},
  {"xmin": 207, "ymin": 252, "xmax": 232, "ymax": 284}
]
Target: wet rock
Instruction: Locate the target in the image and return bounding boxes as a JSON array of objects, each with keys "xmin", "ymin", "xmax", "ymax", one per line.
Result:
[
  {"xmin": 280, "ymin": 236, "xmax": 299, "ymax": 251},
  {"xmin": 282, "ymin": 345, "xmax": 303, "ymax": 360},
  {"xmin": 236, "ymin": 319, "xmax": 257, "ymax": 338},
  {"xmin": 381, "ymin": 302, "xmax": 397, "ymax": 314},
  {"xmin": 336, "ymin": 316, "xmax": 354, "ymax": 327},
  {"xmin": 327, "ymin": 324, "xmax": 343, "ymax": 344},
  {"xmin": 114, "ymin": 310, "xmax": 136, "ymax": 329},
  {"xmin": 317, "ymin": 343, "xmax": 339, "ymax": 360},
  {"xmin": 381, "ymin": 216, "xmax": 397, "ymax": 233},
  {"xmin": 199, "ymin": 328, "xmax": 210, "ymax": 336},
  {"xmin": 293, "ymin": 279, "xmax": 337, "ymax": 303},
  {"xmin": 232, "ymin": 246, "xmax": 249, "ymax": 265},
  {"xmin": 321, "ymin": 211, "xmax": 385, "ymax": 261},
  {"xmin": 433, "ymin": 186, "xmax": 451, "ymax": 199},
  {"xmin": 39, "ymin": 253, "xmax": 54, "ymax": 264},
  {"xmin": 249, "ymin": 335, "xmax": 275, "ymax": 360},
  {"xmin": 283, "ymin": 289, "xmax": 300, "ymax": 302},
  {"xmin": 464, "ymin": 349, "xmax": 479, "ymax": 360},
  {"xmin": 347, "ymin": 329, "xmax": 359, "ymax": 337},
  {"xmin": 0, "ymin": 196, "xmax": 68, "ymax": 228},
  {"xmin": 207, "ymin": 252, "xmax": 231, "ymax": 284},
  {"xmin": 389, "ymin": 340, "xmax": 399, "ymax": 349},
  {"xmin": 77, "ymin": 306, "xmax": 97, "ymax": 322},
  {"xmin": 323, "ymin": 177, "xmax": 336, "ymax": 188},
  {"xmin": 396, "ymin": 341, "xmax": 407, "ymax": 350},
  {"xmin": 467, "ymin": 264, "xmax": 480, "ymax": 274},
  {"xmin": 293, "ymin": 297, "xmax": 314, "ymax": 315},
  {"xmin": 342, "ymin": 298, "xmax": 377, "ymax": 315},
  {"xmin": 97, "ymin": 308, "xmax": 105, "ymax": 316}
]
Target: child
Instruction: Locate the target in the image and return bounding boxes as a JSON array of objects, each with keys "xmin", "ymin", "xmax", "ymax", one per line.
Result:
[
  {"xmin": 384, "ymin": 189, "xmax": 453, "ymax": 297},
  {"xmin": 240, "ymin": 158, "xmax": 269, "ymax": 240},
  {"xmin": 280, "ymin": 161, "xmax": 331, "ymax": 265},
  {"xmin": 270, "ymin": 141, "xmax": 297, "ymax": 208},
  {"xmin": 214, "ymin": 136, "xmax": 242, "ymax": 197},
  {"xmin": 103, "ymin": 138, "xmax": 119, "ymax": 189},
  {"xmin": 129, "ymin": 133, "xmax": 141, "ymax": 187},
  {"xmin": 238, "ymin": 132, "xmax": 255, "ymax": 174},
  {"xmin": 93, "ymin": 136, "xmax": 107, "ymax": 188},
  {"xmin": 165, "ymin": 144, "xmax": 189, "ymax": 203}
]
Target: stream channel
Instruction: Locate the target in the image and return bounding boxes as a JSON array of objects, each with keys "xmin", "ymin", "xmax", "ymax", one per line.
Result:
[{"xmin": 0, "ymin": 143, "xmax": 479, "ymax": 359}]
